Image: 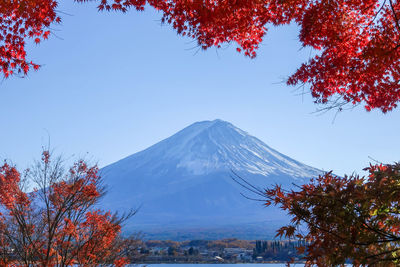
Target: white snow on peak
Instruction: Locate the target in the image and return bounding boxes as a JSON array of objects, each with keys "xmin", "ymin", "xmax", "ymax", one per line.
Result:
[
  {"xmin": 100, "ymin": 120, "xmax": 322, "ymax": 236},
  {"xmin": 108, "ymin": 119, "xmax": 321, "ymax": 179}
]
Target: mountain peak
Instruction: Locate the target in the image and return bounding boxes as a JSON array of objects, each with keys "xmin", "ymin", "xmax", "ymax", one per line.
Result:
[
  {"xmin": 197, "ymin": 118, "xmax": 227, "ymax": 124},
  {"xmin": 204, "ymin": 118, "xmax": 232, "ymax": 127},
  {"xmin": 101, "ymin": 120, "xmax": 322, "ymax": 239},
  {"xmin": 181, "ymin": 119, "xmax": 246, "ymax": 139},
  {"xmin": 183, "ymin": 119, "xmax": 236, "ymax": 133},
  {"xmin": 106, "ymin": 120, "xmax": 320, "ymax": 179}
]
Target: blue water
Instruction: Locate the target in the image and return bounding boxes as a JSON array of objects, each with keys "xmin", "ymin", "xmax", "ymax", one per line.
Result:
[{"xmin": 141, "ymin": 264, "xmax": 305, "ymax": 267}]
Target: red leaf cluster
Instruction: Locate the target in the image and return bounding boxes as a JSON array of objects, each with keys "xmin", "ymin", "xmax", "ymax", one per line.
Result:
[
  {"xmin": 0, "ymin": 0, "xmax": 60, "ymax": 77},
  {"xmin": 0, "ymin": 163, "xmax": 30, "ymax": 211},
  {"xmin": 75, "ymin": 0, "xmax": 400, "ymax": 112},
  {"xmin": 3, "ymin": 0, "xmax": 400, "ymax": 111},
  {"xmin": 0, "ymin": 151, "xmax": 131, "ymax": 266},
  {"xmin": 265, "ymin": 163, "xmax": 400, "ymax": 266}
]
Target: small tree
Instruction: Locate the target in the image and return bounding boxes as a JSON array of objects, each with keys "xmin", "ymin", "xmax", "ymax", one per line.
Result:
[
  {"xmin": 0, "ymin": 150, "xmax": 134, "ymax": 266},
  {"xmin": 263, "ymin": 163, "xmax": 400, "ymax": 266}
]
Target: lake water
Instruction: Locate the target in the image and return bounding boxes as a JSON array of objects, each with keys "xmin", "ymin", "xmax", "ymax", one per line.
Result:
[{"xmin": 140, "ymin": 264, "xmax": 304, "ymax": 267}]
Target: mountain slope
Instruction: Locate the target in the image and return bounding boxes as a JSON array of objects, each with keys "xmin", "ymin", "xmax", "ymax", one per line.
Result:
[{"xmin": 100, "ymin": 119, "xmax": 321, "ymax": 239}]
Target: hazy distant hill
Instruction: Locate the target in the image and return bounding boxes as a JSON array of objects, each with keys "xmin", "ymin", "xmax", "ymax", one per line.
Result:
[{"xmin": 100, "ymin": 119, "xmax": 322, "ymax": 240}]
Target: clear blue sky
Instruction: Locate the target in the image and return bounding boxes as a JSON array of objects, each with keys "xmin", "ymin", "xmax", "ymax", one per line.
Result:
[{"xmin": 1, "ymin": 1, "xmax": 399, "ymax": 177}]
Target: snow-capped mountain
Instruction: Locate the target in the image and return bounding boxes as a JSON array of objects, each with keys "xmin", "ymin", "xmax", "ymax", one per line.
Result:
[{"xmin": 100, "ymin": 119, "xmax": 322, "ymax": 240}]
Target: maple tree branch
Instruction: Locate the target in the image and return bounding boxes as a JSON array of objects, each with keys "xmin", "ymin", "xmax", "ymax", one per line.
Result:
[
  {"xmin": 368, "ymin": 0, "xmax": 387, "ymax": 27},
  {"xmin": 230, "ymin": 170, "xmax": 265, "ymax": 199},
  {"xmin": 389, "ymin": 0, "xmax": 400, "ymax": 32},
  {"xmin": 365, "ymin": 246, "xmax": 400, "ymax": 260}
]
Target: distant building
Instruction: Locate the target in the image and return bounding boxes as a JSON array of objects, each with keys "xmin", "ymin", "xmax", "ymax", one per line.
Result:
[
  {"xmin": 215, "ymin": 256, "xmax": 224, "ymax": 262},
  {"xmin": 224, "ymin": 248, "xmax": 247, "ymax": 255},
  {"xmin": 256, "ymin": 256, "xmax": 263, "ymax": 261}
]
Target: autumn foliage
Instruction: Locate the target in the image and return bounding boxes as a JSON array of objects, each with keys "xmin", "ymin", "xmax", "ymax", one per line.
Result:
[
  {"xmin": 2, "ymin": 0, "xmax": 400, "ymax": 111},
  {"xmin": 264, "ymin": 163, "xmax": 400, "ymax": 266},
  {"xmin": 0, "ymin": 151, "xmax": 132, "ymax": 266},
  {"xmin": 0, "ymin": 0, "xmax": 60, "ymax": 77}
]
